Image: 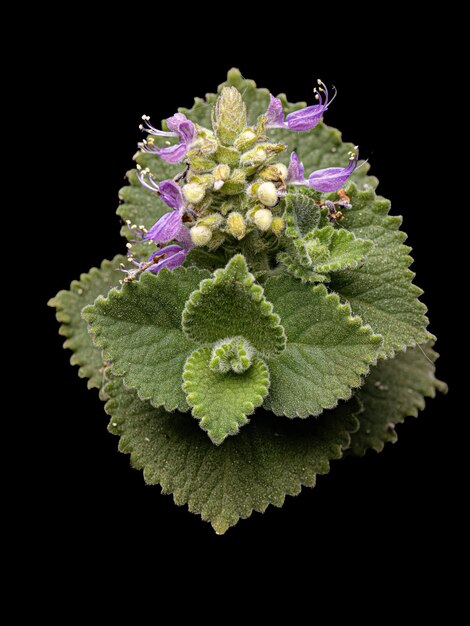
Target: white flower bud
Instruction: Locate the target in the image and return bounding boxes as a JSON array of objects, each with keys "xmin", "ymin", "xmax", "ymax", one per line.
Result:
[
  {"xmin": 253, "ymin": 208, "xmax": 273, "ymax": 231},
  {"xmin": 272, "ymin": 163, "xmax": 288, "ymax": 178},
  {"xmin": 213, "ymin": 164, "xmax": 231, "ymax": 181},
  {"xmin": 271, "ymin": 216, "xmax": 285, "ymax": 237},
  {"xmin": 213, "ymin": 164, "xmax": 231, "ymax": 190},
  {"xmin": 238, "ymin": 130, "xmax": 256, "ymax": 143},
  {"xmin": 259, "ymin": 163, "xmax": 288, "ymax": 181},
  {"xmin": 183, "ymin": 183, "xmax": 205, "ymax": 204},
  {"xmin": 257, "ymin": 182, "xmax": 278, "ymax": 207},
  {"xmin": 226, "ymin": 212, "xmax": 246, "ymax": 240},
  {"xmin": 198, "ymin": 213, "xmax": 223, "ymax": 230},
  {"xmin": 190, "ymin": 225, "xmax": 212, "ymax": 246}
]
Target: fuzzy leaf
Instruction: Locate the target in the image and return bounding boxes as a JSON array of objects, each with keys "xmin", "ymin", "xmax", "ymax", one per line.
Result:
[
  {"xmin": 284, "ymin": 192, "xmax": 321, "ymax": 238},
  {"xmin": 48, "ymin": 256, "xmax": 126, "ymax": 389},
  {"xmin": 82, "ymin": 267, "xmax": 210, "ymax": 411},
  {"xmin": 280, "ymin": 225, "xmax": 372, "ymax": 283},
  {"xmin": 105, "ymin": 376, "xmax": 359, "ymax": 534},
  {"xmin": 350, "ymin": 343, "xmax": 447, "ymax": 456},
  {"xmin": 329, "ymin": 185, "xmax": 431, "ymax": 357},
  {"xmin": 183, "ymin": 347, "xmax": 270, "ymax": 444},
  {"xmin": 181, "ymin": 68, "xmax": 378, "ymax": 191},
  {"xmin": 182, "ymin": 255, "xmax": 286, "ymax": 358},
  {"xmin": 263, "ymin": 275, "xmax": 382, "ymax": 417},
  {"xmin": 314, "ymin": 229, "xmax": 373, "ymax": 273}
]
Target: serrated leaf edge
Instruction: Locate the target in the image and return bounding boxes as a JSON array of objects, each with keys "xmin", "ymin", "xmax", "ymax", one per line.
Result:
[
  {"xmin": 181, "ymin": 254, "xmax": 287, "ymax": 357},
  {"xmin": 82, "ymin": 266, "xmax": 209, "ymax": 412},
  {"xmin": 332, "ymin": 184, "xmax": 433, "ymax": 359},
  {"xmin": 104, "ymin": 377, "xmax": 360, "ymax": 533},
  {"xmin": 48, "ymin": 255, "xmax": 126, "ymax": 389},
  {"xmin": 352, "ymin": 343, "xmax": 448, "ymax": 456},
  {"xmin": 265, "ymin": 280, "xmax": 384, "ymax": 418},
  {"xmin": 182, "ymin": 347, "xmax": 270, "ymax": 445}
]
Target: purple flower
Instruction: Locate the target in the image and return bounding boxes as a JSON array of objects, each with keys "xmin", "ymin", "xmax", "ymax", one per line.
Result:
[
  {"xmin": 266, "ymin": 94, "xmax": 286, "ymax": 128},
  {"xmin": 308, "ymin": 150, "xmax": 360, "ymax": 192},
  {"xmin": 145, "ymin": 245, "xmax": 188, "ymax": 273},
  {"xmin": 139, "ymin": 112, "xmax": 196, "ymax": 163},
  {"xmin": 286, "ymin": 152, "xmax": 305, "ymax": 184},
  {"xmin": 266, "ymin": 80, "xmax": 336, "ymax": 132},
  {"xmin": 144, "ymin": 209, "xmax": 193, "ymax": 249},
  {"xmin": 137, "ymin": 171, "xmax": 185, "ymax": 211},
  {"xmin": 123, "ymin": 244, "xmax": 189, "ymax": 280},
  {"xmin": 158, "ymin": 179, "xmax": 185, "ymax": 210}
]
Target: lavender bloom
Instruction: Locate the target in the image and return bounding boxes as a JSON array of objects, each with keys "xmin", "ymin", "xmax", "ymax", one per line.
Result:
[
  {"xmin": 266, "ymin": 80, "xmax": 336, "ymax": 132},
  {"xmin": 158, "ymin": 179, "xmax": 185, "ymax": 210},
  {"xmin": 137, "ymin": 170, "xmax": 185, "ymax": 210},
  {"xmin": 266, "ymin": 94, "xmax": 287, "ymax": 128},
  {"xmin": 286, "ymin": 152, "xmax": 305, "ymax": 184},
  {"xmin": 139, "ymin": 112, "xmax": 196, "ymax": 163},
  {"xmin": 124, "ymin": 245, "xmax": 188, "ymax": 280},
  {"xmin": 308, "ymin": 150, "xmax": 360, "ymax": 192},
  {"xmin": 144, "ymin": 209, "xmax": 193, "ymax": 249},
  {"xmin": 145, "ymin": 245, "xmax": 188, "ymax": 272}
]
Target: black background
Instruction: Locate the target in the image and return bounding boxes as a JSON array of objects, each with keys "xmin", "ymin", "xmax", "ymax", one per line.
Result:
[{"xmin": 35, "ymin": 19, "xmax": 461, "ymax": 580}]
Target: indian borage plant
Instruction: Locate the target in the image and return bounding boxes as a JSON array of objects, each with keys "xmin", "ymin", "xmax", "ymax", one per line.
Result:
[{"xmin": 49, "ymin": 69, "xmax": 446, "ymax": 534}]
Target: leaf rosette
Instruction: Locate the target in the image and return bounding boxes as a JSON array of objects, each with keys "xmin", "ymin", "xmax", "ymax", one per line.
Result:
[{"xmin": 49, "ymin": 69, "xmax": 446, "ymax": 533}]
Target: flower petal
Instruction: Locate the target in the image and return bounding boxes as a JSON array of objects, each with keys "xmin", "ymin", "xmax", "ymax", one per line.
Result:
[
  {"xmin": 147, "ymin": 245, "xmax": 188, "ymax": 273},
  {"xmin": 166, "ymin": 113, "xmax": 189, "ymax": 133},
  {"xmin": 308, "ymin": 154, "xmax": 358, "ymax": 192},
  {"xmin": 286, "ymin": 151, "xmax": 305, "ymax": 184},
  {"xmin": 145, "ymin": 210, "xmax": 187, "ymax": 244},
  {"xmin": 266, "ymin": 95, "xmax": 287, "ymax": 128},
  {"xmin": 158, "ymin": 179, "xmax": 185, "ymax": 210},
  {"xmin": 286, "ymin": 104, "xmax": 324, "ymax": 131},
  {"xmin": 178, "ymin": 120, "xmax": 196, "ymax": 145},
  {"xmin": 156, "ymin": 143, "xmax": 188, "ymax": 163}
]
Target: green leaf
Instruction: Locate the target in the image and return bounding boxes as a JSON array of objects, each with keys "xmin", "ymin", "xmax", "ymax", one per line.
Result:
[
  {"xmin": 182, "ymin": 347, "xmax": 270, "ymax": 444},
  {"xmin": 263, "ymin": 275, "xmax": 383, "ymax": 417},
  {"xmin": 48, "ymin": 256, "xmax": 126, "ymax": 389},
  {"xmin": 208, "ymin": 336, "xmax": 255, "ymax": 374},
  {"xmin": 277, "ymin": 252, "xmax": 329, "ymax": 284},
  {"xmin": 329, "ymin": 185, "xmax": 431, "ymax": 357},
  {"xmin": 182, "ymin": 255, "xmax": 286, "ymax": 358},
  {"xmin": 350, "ymin": 343, "xmax": 447, "ymax": 456},
  {"xmin": 314, "ymin": 229, "xmax": 373, "ymax": 273},
  {"xmin": 181, "ymin": 68, "xmax": 378, "ymax": 191},
  {"xmin": 105, "ymin": 375, "xmax": 359, "ymax": 534},
  {"xmin": 284, "ymin": 191, "xmax": 321, "ymax": 238},
  {"xmin": 82, "ymin": 266, "xmax": 210, "ymax": 411},
  {"xmin": 280, "ymin": 223, "xmax": 372, "ymax": 283}
]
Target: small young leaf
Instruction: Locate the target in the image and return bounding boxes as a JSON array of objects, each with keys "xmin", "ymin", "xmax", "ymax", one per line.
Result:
[
  {"xmin": 350, "ymin": 342, "xmax": 447, "ymax": 456},
  {"xmin": 314, "ymin": 229, "xmax": 373, "ymax": 273},
  {"xmin": 48, "ymin": 256, "xmax": 126, "ymax": 389},
  {"xmin": 209, "ymin": 336, "xmax": 254, "ymax": 374},
  {"xmin": 182, "ymin": 254, "xmax": 286, "ymax": 358},
  {"xmin": 279, "ymin": 226, "xmax": 372, "ymax": 283},
  {"xmin": 284, "ymin": 192, "xmax": 321, "ymax": 238},
  {"xmin": 82, "ymin": 266, "xmax": 210, "ymax": 411},
  {"xmin": 105, "ymin": 376, "xmax": 359, "ymax": 534},
  {"xmin": 263, "ymin": 275, "xmax": 383, "ymax": 417},
  {"xmin": 183, "ymin": 347, "xmax": 270, "ymax": 445}
]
